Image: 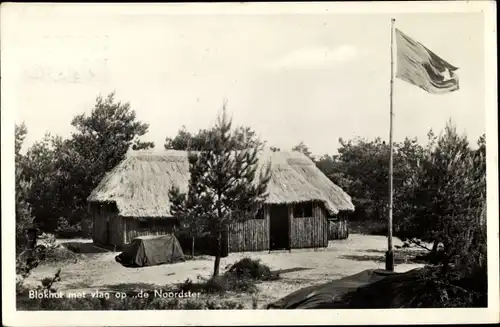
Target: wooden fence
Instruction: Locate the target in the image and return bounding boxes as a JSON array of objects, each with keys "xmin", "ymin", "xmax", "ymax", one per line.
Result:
[{"xmin": 328, "ymin": 219, "xmax": 349, "ymax": 240}]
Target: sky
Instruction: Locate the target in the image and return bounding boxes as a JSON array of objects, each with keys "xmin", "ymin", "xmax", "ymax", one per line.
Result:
[{"xmin": 3, "ymin": 4, "xmax": 487, "ymax": 156}]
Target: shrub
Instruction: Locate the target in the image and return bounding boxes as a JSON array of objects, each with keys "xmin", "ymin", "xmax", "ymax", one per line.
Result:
[
  {"xmin": 177, "ymin": 258, "xmax": 278, "ymax": 296},
  {"xmin": 225, "ymin": 257, "xmax": 279, "ymax": 281},
  {"xmin": 55, "ymin": 217, "xmax": 83, "ymax": 238}
]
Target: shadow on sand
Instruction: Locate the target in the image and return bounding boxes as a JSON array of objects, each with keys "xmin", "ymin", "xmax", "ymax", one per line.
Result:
[
  {"xmin": 60, "ymin": 241, "xmax": 110, "ymax": 254},
  {"xmin": 363, "ymin": 249, "xmax": 387, "ymax": 254},
  {"xmin": 340, "ymin": 254, "xmax": 421, "ymax": 265},
  {"xmin": 99, "ymin": 282, "xmax": 163, "ymax": 294},
  {"xmin": 272, "ymin": 267, "xmax": 313, "ymax": 275}
]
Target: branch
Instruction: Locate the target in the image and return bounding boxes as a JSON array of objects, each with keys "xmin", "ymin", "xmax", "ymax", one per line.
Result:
[
  {"xmin": 41, "ymin": 268, "xmax": 62, "ymax": 291},
  {"xmin": 407, "ymin": 238, "xmax": 433, "ymax": 252}
]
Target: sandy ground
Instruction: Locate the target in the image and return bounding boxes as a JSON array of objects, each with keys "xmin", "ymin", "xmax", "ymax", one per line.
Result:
[{"xmin": 24, "ymin": 234, "xmax": 425, "ymax": 308}]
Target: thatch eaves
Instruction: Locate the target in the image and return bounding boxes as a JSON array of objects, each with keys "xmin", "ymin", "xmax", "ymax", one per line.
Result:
[{"xmin": 87, "ymin": 149, "xmax": 354, "ymax": 219}]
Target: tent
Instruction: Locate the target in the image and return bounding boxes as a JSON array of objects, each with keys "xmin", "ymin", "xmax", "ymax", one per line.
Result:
[
  {"xmin": 266, "ymin": 268, "xmax": 425, "ymax": 309},
  {"xmin": 115, "ymin": 235, "xmax": 184, "ymax": 267}
]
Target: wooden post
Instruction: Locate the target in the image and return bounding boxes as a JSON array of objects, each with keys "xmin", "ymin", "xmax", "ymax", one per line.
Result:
[
  {"xmin": 288, "ymin": 205, "xmax": 292, "ymax": 252},
  {"xmin": 386, "ymin": 17, "xmax": 396, "ymax": 272}
]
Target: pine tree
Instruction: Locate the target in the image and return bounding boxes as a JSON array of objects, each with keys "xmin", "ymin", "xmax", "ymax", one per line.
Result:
[{"xmin": 169, "ymin": 104, "xmax": 271, "ymax": 276}]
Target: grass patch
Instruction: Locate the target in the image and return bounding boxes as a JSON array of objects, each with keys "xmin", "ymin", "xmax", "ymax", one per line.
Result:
[
  {"xmin": 178, "ymin": 274, "xmax": 258, "ymax": 294},
  {"xmin": 17, "ymin": 292, "xmax": 245, "ymax": 310}
]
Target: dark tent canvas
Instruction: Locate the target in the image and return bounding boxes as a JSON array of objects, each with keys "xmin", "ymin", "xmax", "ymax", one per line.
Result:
[
  {"xmin": 266, "ymin": 268, "xmax": 424, "ymax": 309},
  {"xmin": 115, "ymin": 235, "xmax": 184, "ymax": 267}
]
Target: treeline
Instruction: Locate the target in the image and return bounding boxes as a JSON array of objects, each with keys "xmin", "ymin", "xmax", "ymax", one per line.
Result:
[
  {"xmin": 313, "ymin": 124, "xmax": 486, "ymax": 275},
  {"xmin": 15, "ymin": 93, "xmax": 154, "ymax": 244}
]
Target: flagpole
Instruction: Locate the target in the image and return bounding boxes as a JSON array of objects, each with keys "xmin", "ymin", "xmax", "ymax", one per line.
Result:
[{"xmin": 386, "ymin": 17, "xmax": 396, "ymax": 272}]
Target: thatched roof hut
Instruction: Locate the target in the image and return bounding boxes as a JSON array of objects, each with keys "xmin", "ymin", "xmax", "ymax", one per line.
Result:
[
  {"xmin": 88, "ymin": 149, "xmax": 354, "ymax": 251},
  {"xmin": 88, "ymin": 149, "xmax": 353, "ymax": 216}
]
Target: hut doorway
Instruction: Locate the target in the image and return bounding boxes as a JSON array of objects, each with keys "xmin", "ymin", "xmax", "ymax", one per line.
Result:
[{"xmin": 269, "ymin": 204, "xmax": 290, "ymax": 250}]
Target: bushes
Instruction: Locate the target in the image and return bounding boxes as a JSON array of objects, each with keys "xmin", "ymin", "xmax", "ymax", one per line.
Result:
[
  {"xmin": 226, "ymin": 257, "xmax": 279, "ymax": 281},
  {"xmin": 16, "ymin": 232, "xmax": 76, "ymax": 297},
  {"xmin": 54, "ymin": 217, "xmax": 82, "ymax": 238},
  {"xmin": 177, "ymin": 257, "xmax": 279, "ymax": 295}
]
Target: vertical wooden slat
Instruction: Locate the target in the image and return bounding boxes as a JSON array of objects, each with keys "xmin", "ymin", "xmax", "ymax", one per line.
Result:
[
  {"xmin": 313, "ymin": 204, "xmax": 316, "ymax": 248},
  {"xmin": 256, "ymin": 220, "xmax": 259, "ymax": 251},
  {"xmin": 266, "ymin": 205, "xmax": 270, "ymax": 250},
  {"xmin": 256, "ymin": 220, "xmax": 260, "ymax": 251},
  {"xmin": 250, "ymin": 220, "xmax": 254, "ymax": 251},
  {"xmin": 243, "ymin": 222, "xmax": 246, "ymax": 251},
  {"xmin": 246, "ymin": 221, "xmax": 249, "ymax": 251},
  {"xmin": 231, "ymin": 223, "xmax": 235, "ymax": 252},
  {"xmin": 239, "ymin": 222, "xmax": 243, "ymax": 252},
  {"xmin": 288, "ymin": 205, "xmax": 292, "ymax": 249},
  {"xmin": 324, "ymin": 208, "xmax": 327, "ymax": 246},
  {"xmin": 316, "ymin": 204, "xmax": 319, "ymax": 248},
  {"xmin": 315, "ymin": 204, "xmax": 318, "ymax": 248},
  {"xmin": 327, "ymin": 218, "xmax": 349, "ymax": 240},
  {"xmin": 238, "ymin": 222, "xmax": 242, "ymax": 252},
  {"xmin": 245, "ymin": 221, "xmax": 248, "ymax": 251},
  {"xmin": 228, "ymin": 224, "xmax": 232, "ymax": 252}
]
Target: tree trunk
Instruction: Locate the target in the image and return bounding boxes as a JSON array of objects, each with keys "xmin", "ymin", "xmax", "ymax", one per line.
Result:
[
  {"xmin": 213, "ymin": 231, "xmax": 222, "ymax": 277},
  {"xmin": 441, "ymin": 253, "xmax": 450, "ymax": 277},
  {"xmin": 431, "ymin": 239, "xmax": 439, "ymax": 254},
  {"xmin": 429, "ymin": 239, "xmax": 439, "ymax": 263},
  {"xmin": 191, "ymin": 236, "xmax": 195, "ymax": 257}
]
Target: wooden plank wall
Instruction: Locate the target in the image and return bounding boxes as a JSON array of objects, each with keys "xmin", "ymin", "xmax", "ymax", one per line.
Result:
[
  {"xmin": 91, "ymin": 206, "xmax": 106, "ymax": 245},
  {"xmin": 91, "ymin": 203, "xmax": 123, "ymax": 246},
  {"xmin": 109, "ymin": 215, "xmax": 124, "ymax": 247},
  {"xmin": 290, "ymin": 202, "xmax": 328, "ymax": 248},
  {"xmin": 228, "ymin": 206, "xmax": 269, "ymax": 252},
  {"xmin": 328, "ymin": 218, "xmax": 349, "ymax": 240},
  {"xmin": 124, "ymin": 218, "xmax": 175, "ymax": 244}
]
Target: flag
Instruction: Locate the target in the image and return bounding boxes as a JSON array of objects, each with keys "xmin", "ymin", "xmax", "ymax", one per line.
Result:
[{"xmin": 395, "ymin": 28, "xmax": 459, "ymax": 94}]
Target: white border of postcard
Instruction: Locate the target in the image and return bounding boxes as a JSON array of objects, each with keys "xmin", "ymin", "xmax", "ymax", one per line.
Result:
[{"xmin": 1, "ymin": 1, "xmax": 498, "ymax": 326}]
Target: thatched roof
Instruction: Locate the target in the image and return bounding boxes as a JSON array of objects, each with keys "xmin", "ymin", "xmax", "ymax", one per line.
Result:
[{"xmin": 87, "ymin": 149, "xmax": 354, "ymax": 218}]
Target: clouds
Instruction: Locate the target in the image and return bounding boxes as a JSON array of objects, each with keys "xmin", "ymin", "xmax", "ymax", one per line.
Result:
[{"xmin": 268, "ymin": 44, "xmax": 359, "ymax": 71}]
